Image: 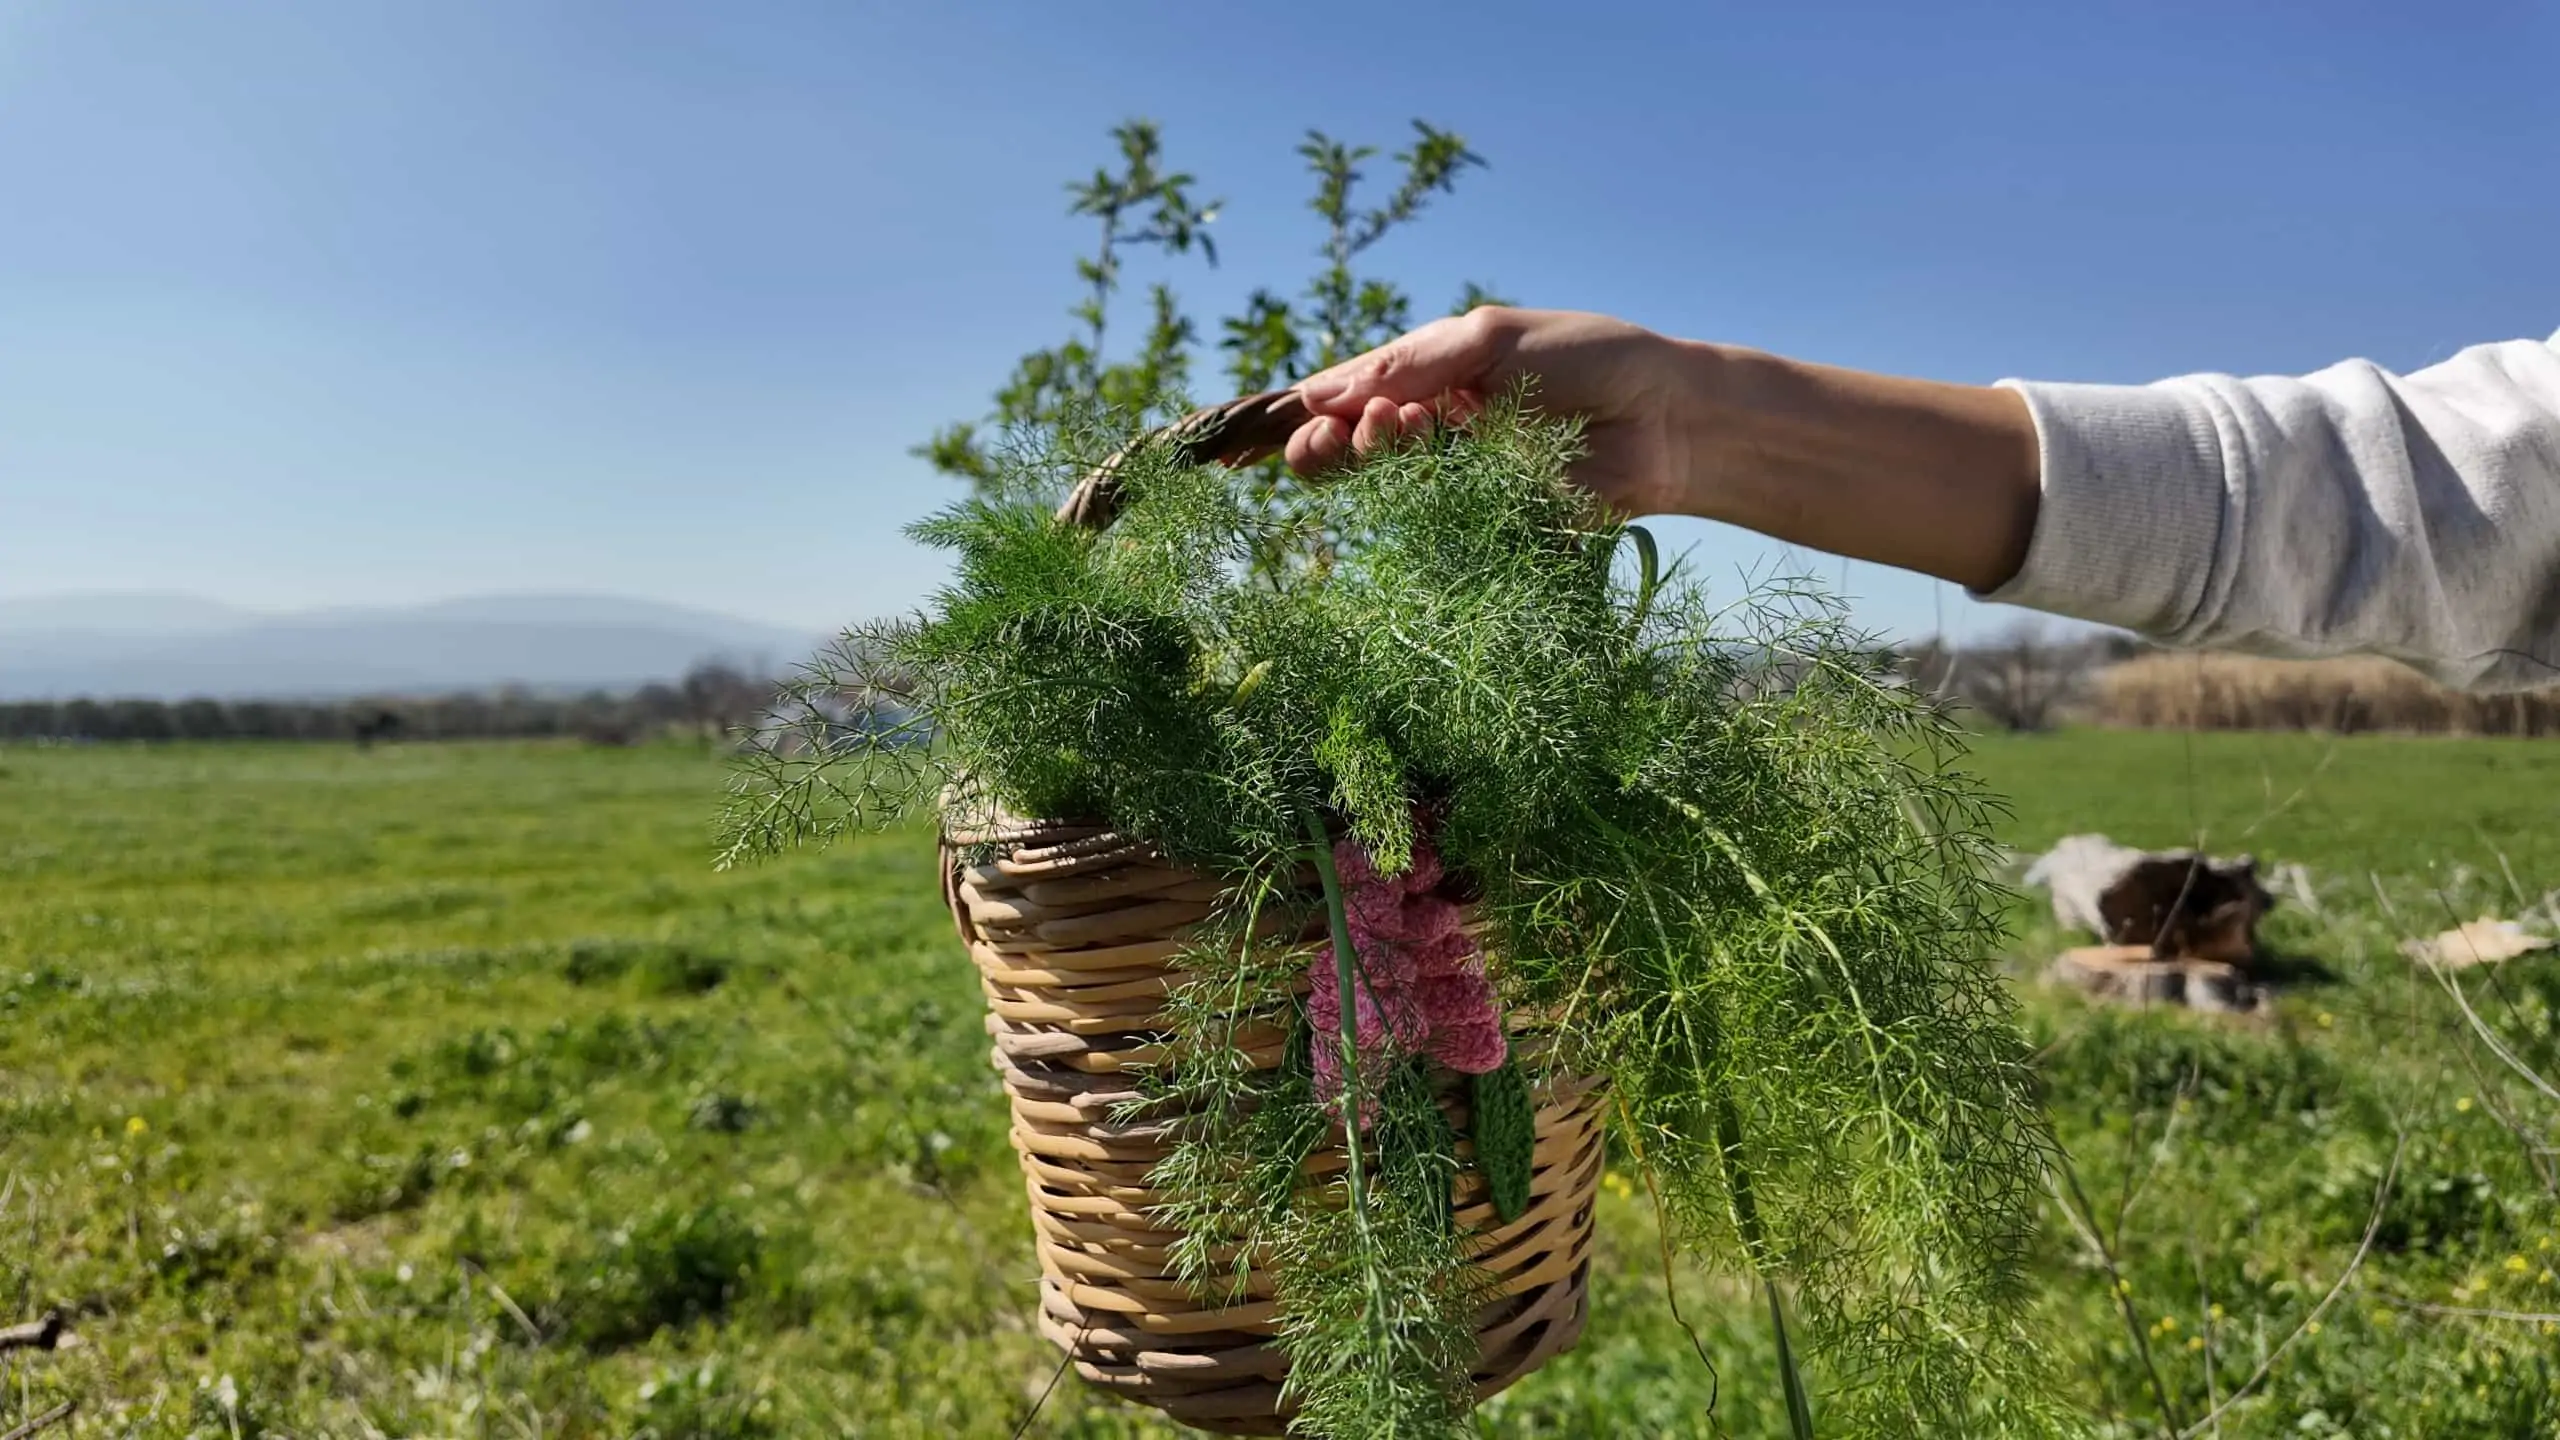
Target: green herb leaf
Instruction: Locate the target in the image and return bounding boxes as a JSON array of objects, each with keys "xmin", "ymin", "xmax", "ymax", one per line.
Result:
[{"xmin": 1470, "ymin": 1060, "xmax": 1536, "ymax": 1225}]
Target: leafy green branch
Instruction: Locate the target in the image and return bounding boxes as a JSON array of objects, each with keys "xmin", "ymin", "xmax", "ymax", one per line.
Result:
[
  {"xmin": 917, "ymin": 120, "xmax": 1220, "ymax": 487},
  {"xmin": 920, "ymin": 117, "xmax": 1505, "ymax": 558}
]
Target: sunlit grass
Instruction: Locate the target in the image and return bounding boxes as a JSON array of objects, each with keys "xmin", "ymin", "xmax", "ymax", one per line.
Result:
[{"xmin": 1, "ymin": 737, "xmax": 2553, "ymax": 1436}]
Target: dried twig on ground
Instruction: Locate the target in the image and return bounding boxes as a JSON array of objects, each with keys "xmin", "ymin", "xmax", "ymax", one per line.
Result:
[
  {"xmin": 2420, "ymin": 920, "xmax": 2560, "ymax": 1107},
  {"xmin": 2369, "ymin": 1295, "xmax": 2560, "ymax": 1326},
  {"xmin": 0, "ymin": 1400, "xmax": 77, "ymax": 1440},
  {"xmin": 2174, "ymin": 1132, "xmax": 2404, "ymax": 1439},
  {"xmin": 2049, "ymin": 1157, "xmax": 2182, "ymax": 1439}
]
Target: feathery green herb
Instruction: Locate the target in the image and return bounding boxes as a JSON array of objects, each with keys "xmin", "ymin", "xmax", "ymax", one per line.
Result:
[{"xmin": 726, "ymin": 396, "xmax": 2066, "ymax": 1436}]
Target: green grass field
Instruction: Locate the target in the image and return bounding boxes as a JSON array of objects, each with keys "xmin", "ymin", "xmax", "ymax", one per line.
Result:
[{"xmin": 3, "ymin": 735, "xmax": 2555, "ymax": 1438}]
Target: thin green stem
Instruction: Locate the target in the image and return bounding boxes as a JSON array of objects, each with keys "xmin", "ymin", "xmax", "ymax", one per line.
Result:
[
  {"xmin": 1090, "ymin": 210, "xmax": 1114, "ymax": 363},
  {"xmin": 1719, "ymin": 1094, "xmax": 1814, "ymax": 1440},
  {"xmin": 1303, "ymin": 809, "xmax": 1386, "ymax": 1328},
  {"xmin": 1765, "ymin": 1278, "xmax": 1815, "ymax": 1440},
  {"xmin": 1624, "ymin": 523, "xmax": 1662, "ymax": 630}
]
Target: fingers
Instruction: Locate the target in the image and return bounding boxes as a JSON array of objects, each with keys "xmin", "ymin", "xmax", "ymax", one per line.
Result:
[
  {"xmin": 1351, "ymin": 395, "xmax": 1402, "ymax": 455},
  {"xmin": 1283, "ymin": 414, "xmax": 1351, "ymax": 474},
  {"xmin": 1282, "ymin": 307, "xmax": 1517, "ymax": 477},
  {"xmin": 1281, "ymin": 401, "xmax": 1411, "ymax": 476},
  {"xmin": 1296, "ymin": 309, "xmax": 1514, "ymax": 415},
  {"xmin": 1282, "ymin": 393, "xmax": 1472, "ymax": 476}
]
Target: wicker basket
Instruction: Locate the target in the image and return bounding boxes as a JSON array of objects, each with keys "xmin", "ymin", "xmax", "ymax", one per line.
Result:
[{"xmin": 934, "ymin": 392, "xmax": 1607, "ymax": 1434}]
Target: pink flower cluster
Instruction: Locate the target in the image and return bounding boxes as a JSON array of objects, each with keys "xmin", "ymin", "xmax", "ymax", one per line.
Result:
[{"xmin": 1307, "ymin": 831, "xmax": 1506, "ymax": 1111}]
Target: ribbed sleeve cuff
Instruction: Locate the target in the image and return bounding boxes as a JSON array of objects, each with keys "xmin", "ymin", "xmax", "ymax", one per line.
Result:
[{"xmin": 1974, "ymin": 379, "xmax": 2231, "ymax": 636}]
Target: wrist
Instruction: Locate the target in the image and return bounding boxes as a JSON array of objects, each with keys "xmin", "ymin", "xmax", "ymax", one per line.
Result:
[
  {"xmin": 1658, "ymin": 338, "xmax": 1799, "ymax": 529},
  {"xmin": 1653, "ymin": 336, "xmax": 1751, "ymax": 521}
]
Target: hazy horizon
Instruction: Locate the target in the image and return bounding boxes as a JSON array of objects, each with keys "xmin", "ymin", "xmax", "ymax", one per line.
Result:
[
  {"xmin": 0, "ymin": 587, "xmax": 823, "ymax": 636},
  {"xmin": 0, "ymin": 591, "xmax": 826, "ymax": 700}
]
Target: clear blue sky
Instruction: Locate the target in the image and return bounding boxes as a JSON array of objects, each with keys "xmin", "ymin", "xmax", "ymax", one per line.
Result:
[{"xmin": 3, "ymin": 0, "xmax": 2553, "ymax": 642}]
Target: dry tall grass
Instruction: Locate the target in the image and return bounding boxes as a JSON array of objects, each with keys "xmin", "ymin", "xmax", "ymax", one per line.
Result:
[{"xmin": 2093, "ymin": 653, "xmax": 2560, "ymax": 736}]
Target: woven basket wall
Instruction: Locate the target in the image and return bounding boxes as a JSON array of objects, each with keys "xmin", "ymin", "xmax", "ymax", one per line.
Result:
[{"xmin": 942, "ymin": 814, "xmax": 1606, "ymax": 1434}]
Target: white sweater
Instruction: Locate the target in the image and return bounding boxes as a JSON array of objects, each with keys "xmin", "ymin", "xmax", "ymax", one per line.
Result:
[{"xmin": 1981, "ymin": 329, "xmax": 2560, "ymax": 692}]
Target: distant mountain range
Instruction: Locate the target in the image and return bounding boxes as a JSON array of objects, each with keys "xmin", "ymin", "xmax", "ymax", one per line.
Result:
[{"xmin": 0, "ymin": 592, "xmax": 831, "ymax": 700}]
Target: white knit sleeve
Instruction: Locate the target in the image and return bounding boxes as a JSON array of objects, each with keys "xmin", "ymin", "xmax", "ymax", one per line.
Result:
[{"xmin": 1978, "ymin": 331, "xmax": 2560, "ymax": 692}]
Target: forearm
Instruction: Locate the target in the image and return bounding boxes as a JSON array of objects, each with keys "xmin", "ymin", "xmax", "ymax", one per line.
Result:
[{"xmin": 1666, "ymin": 340, "xmax": 2042, "ymax": 593}]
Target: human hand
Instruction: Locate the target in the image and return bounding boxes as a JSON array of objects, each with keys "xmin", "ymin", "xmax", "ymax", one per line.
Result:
[
  {"xmin": 1281, "ymin": 305, "xmax": 2043, "ymax": 593},
  {"xmin": 1283, "ymin": 307, "xmax": 1704, "ymax": 518}
]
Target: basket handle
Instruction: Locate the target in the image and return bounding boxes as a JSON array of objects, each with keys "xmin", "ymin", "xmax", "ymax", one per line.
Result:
[{"xmin": 1054, "ymin": 389, "xmax": 1309, "ymax": 532}]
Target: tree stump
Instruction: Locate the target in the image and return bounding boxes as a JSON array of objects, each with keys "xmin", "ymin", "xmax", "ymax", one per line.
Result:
[
  {"xmin": 2026, "ymin": 835, "xmax": 2278, "ymax": 1011},
  {"xmin": 2048, "ymin": 944, "xmax": 2260, "ymax": 1013}
]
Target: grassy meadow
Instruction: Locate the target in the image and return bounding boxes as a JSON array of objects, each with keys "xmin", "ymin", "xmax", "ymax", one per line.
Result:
[{"xmin": 3, "ymin": 734, "xmax": 2556, "ymax": 1437}]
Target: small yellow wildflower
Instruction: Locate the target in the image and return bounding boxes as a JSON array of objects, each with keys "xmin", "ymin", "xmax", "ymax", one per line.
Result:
[
  {"xmin": 2316, "ymin": 1011, "xmax": 2334, "ymax": 1028},
  {"xmin": 2156, "ymin": 1315, "xmax": 2178, "ymax": 1334},
  {"xmin": 2539, "ymin": 1269, "xmax": 2553, "ymax": 1287},
  {"xmin": 2456, "ymin": 1096, "xmax": 2475, "ymax": 1112},
  {"xmin": 1602, "ymin": 1172, "xmax": 1635, "ymax": 1200},
  {"xmin": 2508, "ymin": 1254, "xmax": 2530, "ymax": 1274},
  {"xmin": 2207, "ymin": 1303, "xmax": 2225, "ymax": 1322},
  {"xmin": 2185, "ymin": 1335, "xmax": 2205, "ymax": 1352},
  {"xmin": 125, "ymin": 1115, "xmax": 148, "ymax": 1136},
  {"xmin": 2305, "ymin": 1320, "xmax": 2323, "ymax": 1336}
]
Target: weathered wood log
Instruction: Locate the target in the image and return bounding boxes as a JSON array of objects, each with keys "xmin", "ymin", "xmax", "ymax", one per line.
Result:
[
  {"xmin": 0, "ymin": 1312, "xmax": 63, "ymax": 1353},
  {"xmin": 2399, "ymin": 918, "xmax": 2552, "ymax": 969}
]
